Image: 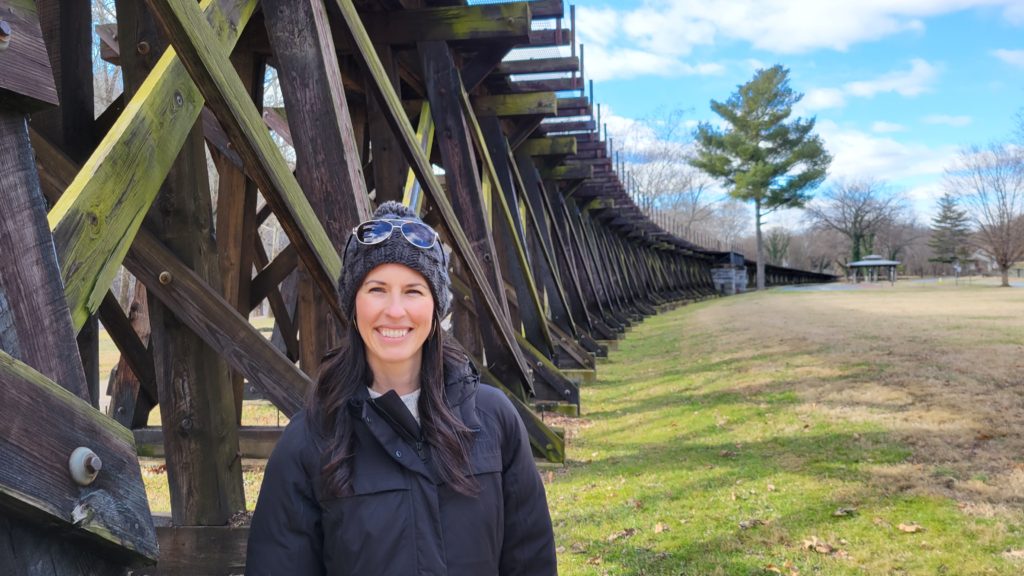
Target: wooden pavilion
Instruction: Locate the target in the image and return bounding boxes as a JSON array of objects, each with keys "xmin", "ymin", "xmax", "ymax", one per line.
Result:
[{"xmin": 0, "ymin": 0, "xmax": 835, "ymax": 572}]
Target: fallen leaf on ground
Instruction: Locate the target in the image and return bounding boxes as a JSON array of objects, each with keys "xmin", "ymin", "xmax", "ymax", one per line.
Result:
[
  {"xmin": 739, "ymin": 518, "xmax": 766, "ymax": 529},
  {"xmin": 833, "ymin": 507, "xmax": 857, "ymax": 517},
  {"xmin": 767, "ymin": 483, "xmax": 777, "ymax": 492},
  {"xmin": 653, "ymin": 522, "xmax": 667, "ymax": 534},
  {"xmin": 898, "ymin": 523, "xmax": 924, "ymax": 533},
  {"xmin": 607, "ymin": 528, "xmax": 637, "ymax": 542},
  {"xmin": 803, "ymin": 536, "xmax": 836, "ymax": 554}
]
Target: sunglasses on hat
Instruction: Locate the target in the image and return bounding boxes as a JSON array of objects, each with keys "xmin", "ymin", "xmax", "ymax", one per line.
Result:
[{"xmin": 351, "ymin": 219, "xmax": 439, "ymax": 250}]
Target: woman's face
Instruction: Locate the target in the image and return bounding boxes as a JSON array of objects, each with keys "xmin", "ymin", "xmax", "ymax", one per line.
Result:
[{"xmin": 354, "ymin": 263, "xmax": 435, "ymax": 374}]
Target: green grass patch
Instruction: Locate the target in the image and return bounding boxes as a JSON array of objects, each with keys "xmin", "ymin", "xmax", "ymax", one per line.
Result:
[{"xmin": 548, "ymin": 297, "xmax": 1024, "ymax": 575}]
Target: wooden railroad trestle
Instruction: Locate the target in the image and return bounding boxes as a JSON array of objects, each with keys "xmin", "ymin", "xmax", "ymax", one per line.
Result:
[{"xmin": 0, "ymin": 0, "xmax": 835, "ymax": 572}]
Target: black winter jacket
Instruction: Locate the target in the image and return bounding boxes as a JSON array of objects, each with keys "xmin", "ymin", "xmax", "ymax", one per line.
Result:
[{"xmin": 245, "ymin": 361, "xmax": 557, "ymax": 575}]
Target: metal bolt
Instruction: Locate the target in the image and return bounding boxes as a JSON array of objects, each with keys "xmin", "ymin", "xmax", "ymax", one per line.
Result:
[
  {"xmin": 173, "ymin": 90, "xmax": 184, "ymax": 107},
  {"xmin": 0, "ymin": 20, "xmax": 12, "ymax": 51},
  {"xmin": 69, "ymin": 447, "xmax": 101, "ymax": 486},
  {"xmin": 85, "ymin": 454, "xmax": 102, "ymax": 474},
  {"xmin": 159, "ymin": 271, "xmax": 172, "ymax": 285},
  {"xmin": 136, "ymin": 41, "xmax": 150, "ymax": 55}
]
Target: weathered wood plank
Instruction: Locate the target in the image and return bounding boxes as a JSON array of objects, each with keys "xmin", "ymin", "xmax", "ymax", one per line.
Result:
[
  {"xmin": 135, "ymin": 426, "xmax": 280, "ymax": 460},
  {"xmin": 248, "ymin": 244, "xmax": 298, "ymax": 313},
  {"xmin": 0, "ymin": 112, "xmax": 89, "ymax": 400},
  {"xmin": 48, "ymin": 0, "xmax": 259, "ymax": 332},
  {"xmin": 134, "ymin": 524, "xmax": 248, "ymax": 576},
  {"xmin": 497, "ymin": 56, "xmax": 578, "ymax": 75},
  {"xmin": 508, "ymin": 76, "xmax": 582, "ymax": 93},
  {"xmin": 360, "ymin": 3, "xmax": 530, "ymax": 44},
  {"xmin": 0, "ymin": 0, "xmax": 58, "ymax": 111},
  {"xmin": 0, "ymin": 349, "xmax": 158, "ymax": 562},
  {"xmin": 334, "ymin": 0, "xmax": 535, "ymax": 391},
  {"xmin": 525, "ymin": 28, "xmax": 571, "ymax": 47},
  {"xmin": 146, "ymin": 0, "xmax": 345, "ymax": 323},
  {"xmin": 519, "ymin": 136, "xmax": 576, "ymax": 157},
  {"xmin": 540, "ymin": 163, "xmax": 592, "ymax": 180},
  {"xmin": 472, "ymin": 92, "xmax": 557, "ymax": 117}
]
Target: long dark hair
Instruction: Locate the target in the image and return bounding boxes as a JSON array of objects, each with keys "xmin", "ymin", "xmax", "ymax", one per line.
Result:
[{"xmin": 311, "ymin": 313, "xmax": 478, "ymax": 498}]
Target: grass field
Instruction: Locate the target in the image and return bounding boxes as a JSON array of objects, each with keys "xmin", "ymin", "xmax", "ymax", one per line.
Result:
[
  {"xmin": 120, "ymin": 281, "xmax": 1024, "ymax": 573},
  {"xmin": 548, "ymin": 279, "xmax": 1024, "ymax": 575}
]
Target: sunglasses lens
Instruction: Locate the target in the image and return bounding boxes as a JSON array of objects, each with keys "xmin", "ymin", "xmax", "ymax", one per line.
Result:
[
  {"xmin": 400, "ymin": 221, "xmax": 436, "ymax": 248},
  {"xmin": 355, "ymin": 221, "xmax": 396, "ymax": 244}
]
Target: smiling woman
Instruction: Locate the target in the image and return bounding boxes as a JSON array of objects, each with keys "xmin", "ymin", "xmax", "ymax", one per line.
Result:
[{"xmin": 245, "ymin": 201, "xmax": 557, "ymax": 576}]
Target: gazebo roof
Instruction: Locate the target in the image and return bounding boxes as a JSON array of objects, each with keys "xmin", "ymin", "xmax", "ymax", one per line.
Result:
[{"xmin": 848, "ymin": 254, "xmax": 900, "ymax": 267}]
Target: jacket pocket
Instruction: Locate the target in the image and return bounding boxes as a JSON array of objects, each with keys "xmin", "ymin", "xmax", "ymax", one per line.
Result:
[{"xmin": 320, "ymin": 478, "xmax": 414, "ymax": 576}]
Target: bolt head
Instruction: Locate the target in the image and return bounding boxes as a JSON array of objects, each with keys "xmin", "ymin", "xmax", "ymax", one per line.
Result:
[
  {"xmin": 0, "ymin": 20, "xmax": 11, "ymax": 38},
  {"xmin": 158, "ymin": 271, "xmax": 172, "ymax": 285}
]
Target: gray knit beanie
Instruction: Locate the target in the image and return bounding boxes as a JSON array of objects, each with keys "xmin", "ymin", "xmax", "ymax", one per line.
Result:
[{"xmin": 338, "ymin": 201, "xmax": 451, "ymax": 320}]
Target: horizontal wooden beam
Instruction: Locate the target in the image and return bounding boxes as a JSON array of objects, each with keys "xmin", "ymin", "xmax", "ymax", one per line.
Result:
[
  {"xmin": 525, "ymin": 28, "xmax": 571, "ymax": 47},
  {"xmin": 497, "ymin": 56, "xmax": 579, "ymax": 76},
  {"xmin": 361, "ymin": 3, "xmax": 530, "ymax": 45},
  {"xmin": 472, "ymin": 92, "xmax": 557, "ymax": 117},
  {"xmin": 147, "ymin": 0, "xmax": 345, "ymax": 324},
  {"xmin": 48, "ymin": 0, "xmax": 259, "ymax": 332},
  {"xmin": 540, "ymin": 163, "xmax": 592, "ymax": 180},
  {"xmin": 149, "ymin": 523, "xmax": 248, "ymax": 576},
  {"xmin": 528, "ymin": 0, "xmax": 564, "ymax": 19},
  {"xmin": 519, "ymin": 136, "xmax": 577, "ymax": 157},
  {"xmin": 508, "ymin": 76, "xmax": 582, "ymax": 93},
  {"xmin": 538, "ymin": 119, "xmax": 595, "ymax": 135},
  {"xmin": 0, "ymin": 350, "xmax": 158, "ymax": 562},
  {"xmin": 136, "ymin": 426, "xmax": 280, "ymax": 459}
]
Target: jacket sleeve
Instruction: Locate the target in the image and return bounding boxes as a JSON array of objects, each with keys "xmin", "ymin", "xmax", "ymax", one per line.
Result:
[
  {"xmin": 496, "ymin": 395, "xmax": 558, "ymax": 576},
  {"xmin": 246, "ymin": 415, "xmax": 325, "ymax": 576}
]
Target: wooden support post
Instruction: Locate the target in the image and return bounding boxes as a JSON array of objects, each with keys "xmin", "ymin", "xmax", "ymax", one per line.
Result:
[
  {"xmin": 419, "ymin": 39, "xmax": 533, "ymax": 397},
  {"xmin": 264, "ymin": 0, "xmax": 377, "ymax": 376},
  {"xmin": 117, "ymin": 0, "xmax": 244, "ymax": 526},
  {"xmin": 105, "ymin": 284, "xmax": 157, "ymax": 429},
  {"xmin": 364, "ymin": 43, "xmax": 409, "ymax": 204},
  {"xmin": 214, "ymin": 51, "xmax": 262, "ymax": 423}
]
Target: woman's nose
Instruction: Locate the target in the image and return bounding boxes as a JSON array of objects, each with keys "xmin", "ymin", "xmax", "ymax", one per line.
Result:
[{"xmin": 384, "ymin": 295, "xmax": 405, "ymax": 317}]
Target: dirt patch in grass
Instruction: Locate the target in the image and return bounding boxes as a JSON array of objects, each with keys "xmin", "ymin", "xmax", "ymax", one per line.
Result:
[{"xmin": 690, "ymin": 282, "xmax": 1024, "ymax": 511}]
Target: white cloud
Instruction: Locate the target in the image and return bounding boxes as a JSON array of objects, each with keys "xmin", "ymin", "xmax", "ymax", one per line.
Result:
[
  {"xmin": 816, "ymin": 120, "xmax": 958, "ymax": 184},
  {"xmin": 801, "ymin": 88, "xmax": 847, "ymax": 112},
  {"xmin": 872, "ymin": 121, "xmax": 907, "ymax": 133},
  {"xmin": 581, "ymin": 44, "xmax": 724, "ymax": 82},
  {"xmin": 795, "ymin": 60, "xmax": 940, "ymax": 116},
  {"xmin": 576, "ymin": 1, "xmax": 1021, "ymax": 82},
  {"xmin": 922, "ymin": 114, "xmax": 972, "ymax": 127},
  {"xmin": 993, "ymin": 48, "xmax": 1024, "ymax": 68},
  {"xmin": 843, "ymin": 59, "xmax": 938, "ymax": 97}
]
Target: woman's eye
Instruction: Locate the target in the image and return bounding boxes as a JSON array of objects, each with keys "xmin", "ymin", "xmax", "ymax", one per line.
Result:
[{"xmin": 368, "ymin": 286, "xmax": 385, "ymax": 293}]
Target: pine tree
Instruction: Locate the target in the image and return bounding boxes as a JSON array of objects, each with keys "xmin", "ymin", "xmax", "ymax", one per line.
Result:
[
  {"xmin": 691, "ymin": 65, "xmax": 832, "ymax": 289},
  {"xmin": 928, "ymin": 192, "xmax": 970, "ymax": 266}
]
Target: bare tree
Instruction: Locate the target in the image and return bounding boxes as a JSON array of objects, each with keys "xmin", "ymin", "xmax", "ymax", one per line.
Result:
[
  {"xmin": 804, "ymin": 178, "xmax": 907, "ymax": 264},
  {"xmin": 945, "ymin": 143, "xmax": 1024, "ymax": 287},
  {"xmin": 618, "ymin": 110, "xmax": 717, "ymax": 243},
  {"xmin": 764, "ymin": 227, "xmax": 791, "ymax": 266}
]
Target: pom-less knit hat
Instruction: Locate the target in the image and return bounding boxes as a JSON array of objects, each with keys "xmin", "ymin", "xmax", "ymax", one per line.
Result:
[{"xmin": 337, "ymin": 201, "xmax": 451, "ymax": 320}]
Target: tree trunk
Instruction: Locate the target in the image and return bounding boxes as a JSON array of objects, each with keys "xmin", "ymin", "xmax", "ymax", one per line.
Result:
[
  {"xmin": 1001, "ymin": 266, "xmax": 1010, "ymax": 287},
  {"xmin": 755, "ymin": 199, "xmax": 765, "ymax": 290}
]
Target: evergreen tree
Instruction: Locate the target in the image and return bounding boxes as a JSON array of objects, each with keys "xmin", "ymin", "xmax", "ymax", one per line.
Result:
[
  {"xmin": 691, "ymin": 65, "xmax": 832, "ymax": 289},
  {"xmin": 928, "ymin": 192, "xmax": 971, "ymax": 266}
]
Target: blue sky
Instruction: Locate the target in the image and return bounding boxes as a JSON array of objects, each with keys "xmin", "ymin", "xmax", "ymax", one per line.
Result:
[{"xmin": 566, "ymin": 0, "xmax": 1024, "ymax": 225}]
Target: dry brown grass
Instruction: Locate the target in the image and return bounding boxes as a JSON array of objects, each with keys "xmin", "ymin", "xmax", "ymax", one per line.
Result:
[{"xmin": 691, "ymin": 280, "xmax": 1024, "ymax": 513}]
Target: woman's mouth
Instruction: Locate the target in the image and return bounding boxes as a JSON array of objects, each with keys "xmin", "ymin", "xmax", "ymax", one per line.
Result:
[{"xmin": 378, "ymin": 327, "xmax": 411, "ymax": 339}]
